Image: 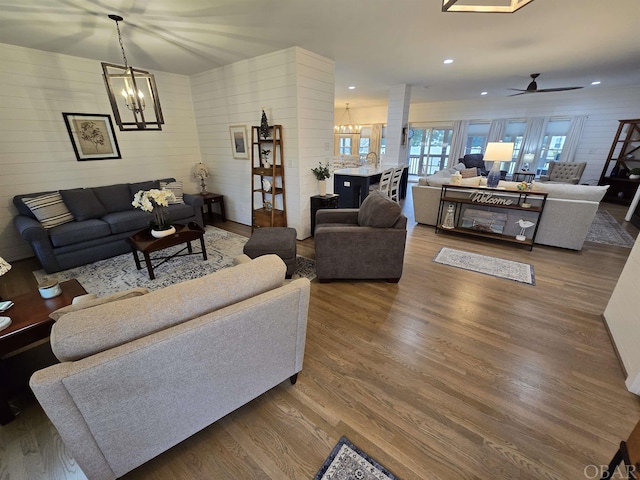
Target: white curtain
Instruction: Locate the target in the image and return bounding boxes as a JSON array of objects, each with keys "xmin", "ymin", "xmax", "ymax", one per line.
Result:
[
  {"xmin": 488, "ymin": 119, "xmax": 507, "ymax": 142},
  {"xmin": 519, "ymin": 117, "xmax": 548, "ymax": 172},
  {"xmin": 449, "ymin": 120, "xmax": 469, "ymax": 165},
  {"xmin": 370, "ymin": 123, "xmax": 382, "ymax": 157},
  {"xmin": 558, "ymin": 115, "xmax": 588, "ymax": 162}
]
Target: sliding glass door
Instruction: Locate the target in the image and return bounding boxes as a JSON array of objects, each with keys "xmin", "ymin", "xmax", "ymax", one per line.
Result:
[{"xmin": 408, "ymin": 126, "xmax": 454, "ymax": 176}]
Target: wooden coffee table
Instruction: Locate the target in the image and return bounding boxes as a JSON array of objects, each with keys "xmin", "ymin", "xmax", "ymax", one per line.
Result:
[
  {"xmin": 127, "ymin": 222, "xmax": 207, "ymax": 280},
  {"xmin": 0, "ymin": 278, "xmax": 86, "ymax": 425}
]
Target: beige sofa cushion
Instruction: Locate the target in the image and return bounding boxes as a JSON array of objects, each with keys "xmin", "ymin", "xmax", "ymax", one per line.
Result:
[{"xmin": 50, "ymin": 254, "xmax": 287, "ymax": 362}]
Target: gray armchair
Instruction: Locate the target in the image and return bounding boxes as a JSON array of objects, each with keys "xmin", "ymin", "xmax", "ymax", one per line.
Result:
[
  {"xmin": 540, "ymin": 161, "xmax": 586, "ymax": 184},
  {"xmin": 314, "ymin": 190, "xmax": 407, "ymax": 282}
]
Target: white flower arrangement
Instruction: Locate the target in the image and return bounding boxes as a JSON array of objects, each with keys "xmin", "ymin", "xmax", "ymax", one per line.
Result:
[
  {"xmin": 132, "ymin": 189, "xmax": 176, "ymax": 230},
  {"xmin": 132, "ymin": 189, "xmax": 175, "ymax": 212}
]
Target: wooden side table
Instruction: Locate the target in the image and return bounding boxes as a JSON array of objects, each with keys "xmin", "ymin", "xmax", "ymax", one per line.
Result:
[
  {"xmin": 311, "ymin": 194, "xmax": 339, "ymax": 235},
  {"xmin": 201, "ymin": 192, "xmax": 226, "ymax": 224},
  {"xmin": 0, "ymin": 279, "xmax": 86, "ymax": 425}
]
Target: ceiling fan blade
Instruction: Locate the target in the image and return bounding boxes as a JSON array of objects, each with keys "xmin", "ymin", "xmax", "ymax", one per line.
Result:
[
  {"xmin": 508, "ymin": 92, "xmax": 529, "ymax": 97},
  {"xmin": 507, "ymin": 88, "xmax": 527, "ymax": 92},
  {"xmin": 536, "ymin": 86, "xmax": 583, "ymax": 92}
]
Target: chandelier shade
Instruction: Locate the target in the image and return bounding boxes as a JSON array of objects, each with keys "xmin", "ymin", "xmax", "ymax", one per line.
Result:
[
  {"xmin": 334, "ymin": 103, "xmax": 361, "ymax": 135},
  {"xmin": 442, "ymin": 0, "xmax": 534, "ymax": 13},
  {"xmin": 102, "ymin": 15, "xmax": 164, "ymax": 131}
]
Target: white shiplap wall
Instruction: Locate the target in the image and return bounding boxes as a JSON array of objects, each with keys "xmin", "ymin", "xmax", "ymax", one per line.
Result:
[
  {"xmin": 191, "ymin": 47, "xmax": 334, "ymax": 239},
  {"xmin": 342, "ymin": 85, "xmax": 640, "ymax": 183},
  {"xmin": 604, "ymin": 237, "xmax": 640, "ymax": 395},
  {"xmin": 0, "ymin": 43, "xmax": 202, "ymax": 262}
]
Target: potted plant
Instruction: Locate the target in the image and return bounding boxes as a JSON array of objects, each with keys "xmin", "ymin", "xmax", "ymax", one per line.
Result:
[
  {"xmin": 311, "ymin": 162, "xmax": 331, "ymax": 196},
  {"xmin": 629, "ymin": 168, "xmax": 640, "ymax": 180}
]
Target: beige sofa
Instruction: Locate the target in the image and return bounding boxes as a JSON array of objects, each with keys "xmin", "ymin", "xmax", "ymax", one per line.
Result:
[
  {"xmin": 412, "ymin": 176, "xmax": 609, "ymax": 250},
  {"xmin": 30, "ymin": 255, "xmax": 310, "ymax": 480}
]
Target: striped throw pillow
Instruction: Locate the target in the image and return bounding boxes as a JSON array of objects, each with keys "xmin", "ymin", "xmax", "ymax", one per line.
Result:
[
  {"xmin": 23, "ymin": 192, "xmax": 75, "ymax": 229},
  {"xmin": 160, "ymin": 181, "xmax": 184, "ymax": 204}
]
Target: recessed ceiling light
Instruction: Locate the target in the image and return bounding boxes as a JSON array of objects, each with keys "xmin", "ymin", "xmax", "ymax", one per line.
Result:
[
  {"xmin": 348, "ymin": 85, "xmax": 356, "ymax": 90},
  {"xmin": 443, "ymin": 58, "xmax": 454, "ymax": 64},
  {"xmin": 481, "ymin": 91, "xmax": 488, "ymax": 96},
  {"xmin": 591, "ymin": 81, "xmax": 601, "ymax": 85}
]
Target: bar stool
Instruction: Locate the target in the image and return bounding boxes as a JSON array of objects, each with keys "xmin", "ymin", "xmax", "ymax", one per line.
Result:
[{"xmin": 601, "ymin": 418, "xmax": 640, "ymax": 479}]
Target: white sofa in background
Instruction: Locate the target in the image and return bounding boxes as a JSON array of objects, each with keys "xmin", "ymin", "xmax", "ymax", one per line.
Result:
[
  {"xmin": 30, "ymin": 255, "xmax": 310, "ymax": 480},
  {"xmin": 412, "ymin": 173, "xmax": 609, "ymax": 250}
]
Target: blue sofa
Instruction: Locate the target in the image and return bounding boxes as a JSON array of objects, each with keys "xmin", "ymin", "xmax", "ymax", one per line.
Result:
[{"xmin": 13, "ymin": 178, "xmax": 204, "ymax": 273}]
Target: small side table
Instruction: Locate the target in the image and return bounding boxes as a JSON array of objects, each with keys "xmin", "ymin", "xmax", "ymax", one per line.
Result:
[
  {"xmin": 201, "ymin": 192, "xmax": 226, "ymax": 224},
  {"xmin": 512, "ymin": 172, "xmax": 536, "ymax": 183},
  {"xmin": 0, "ymin": 279, "xmax": 86, "ymax": 425},
  {"xmin": 311, "ymin": 194, "xmax": 339, "ymax": 235}
]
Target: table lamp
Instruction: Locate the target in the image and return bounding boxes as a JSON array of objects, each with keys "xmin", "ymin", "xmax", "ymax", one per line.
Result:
[
  {"xmin": 193, "ymin": 162, "xmax": 210, "ymax": 193},
  {"xmin": 522, "ymin": 153, "xmax": 535, "ymax": 172},
  {"xmin": 484, "ymin": 142, "xmax": 514, "ymax": 188}
]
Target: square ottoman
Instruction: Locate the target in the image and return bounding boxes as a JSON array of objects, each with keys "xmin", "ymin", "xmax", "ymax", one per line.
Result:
[{"xmin": 243, "ymin": 227, "xmax": 297, "ymax": 278}]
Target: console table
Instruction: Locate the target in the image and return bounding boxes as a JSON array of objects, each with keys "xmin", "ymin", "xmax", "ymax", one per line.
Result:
[{"xmin": 436, "ymin": 185, "xmax": 548, "ymax": 250}]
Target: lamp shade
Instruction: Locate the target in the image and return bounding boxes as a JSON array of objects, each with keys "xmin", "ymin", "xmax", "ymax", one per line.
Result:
[
  {"xmin": 193, "ymin": 162, "xmax": 209, "ymax": 180},
  {"xmin": 0, "ymin": 257, "xmax": 11, "ymax": 276},
  {"xmin": 523, "ymin": 153, "xmax": 535, "ymax": 163},
  {"xmin": 484, "ymin": 142, "xmax": 515, "ymax": 162}
]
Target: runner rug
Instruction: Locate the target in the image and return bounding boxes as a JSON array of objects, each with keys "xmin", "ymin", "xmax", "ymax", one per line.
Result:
[
  {"xmin": 314, "ymin": 437, "xmax": 400, "ymax": 480},
  {"xmin": 586, "ymin": 210, "xmax": 635, "ymax": 247},
  {"xmin": 433, "ymin": 247, "xmax": 535, "ymax": 285},
  {"xmin": 33, "ymin": 227, "xmax": 316, "ymax": 297}
]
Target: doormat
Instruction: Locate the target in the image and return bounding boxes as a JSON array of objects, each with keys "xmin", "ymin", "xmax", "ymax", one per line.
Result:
[
  {"xmin": 33, "ymin": 227, "xmax": 316, "ymax": 297},
  {"xmin": 314, "ymin": 436, "xmax": 400, "ymax": 480},
  {"xmin": 433, "ymin": 247, "xmax": 535, "ymax": 285},
  {"xmin": 586, "ymin": 210, "xmax": 635, "ymax": 247}
]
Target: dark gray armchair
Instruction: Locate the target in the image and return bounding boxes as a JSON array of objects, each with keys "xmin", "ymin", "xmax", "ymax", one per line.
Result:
[{"xmin": 314, "ymin": 190, "xmax": 407, "ymax": 282}]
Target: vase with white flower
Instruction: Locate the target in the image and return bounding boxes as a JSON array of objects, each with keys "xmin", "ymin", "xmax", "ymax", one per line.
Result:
[
  {"xmin": 132, "ymin": 189, "xmax": 177, "ymax": 238},
  {"xmin": 311, "ymin": 162, "xmax": 331, "ymax": 196}
]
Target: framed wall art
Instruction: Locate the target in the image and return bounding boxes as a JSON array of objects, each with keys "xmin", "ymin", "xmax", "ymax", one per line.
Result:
[
  {"xmin": 62, "ymin": 113, "xmax": 122, "ymax": 161},
  {"xmin": 229, "ymin": 125, "xmax": 249, "ymax": 159}
]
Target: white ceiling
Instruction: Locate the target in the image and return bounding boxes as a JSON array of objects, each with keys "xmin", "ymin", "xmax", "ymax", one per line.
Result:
[{"xmin": 1, "ymin": 0, "xmax": 639, "ymax": 108}]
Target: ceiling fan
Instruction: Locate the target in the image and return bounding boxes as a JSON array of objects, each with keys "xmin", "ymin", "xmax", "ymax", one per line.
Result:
[{"xmin": 508, "ymin": 73, "xmax": 583, "ymax": 96}]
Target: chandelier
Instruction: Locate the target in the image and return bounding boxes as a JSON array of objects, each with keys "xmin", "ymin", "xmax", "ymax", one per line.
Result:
[
  {"xmin": 101, "ymin": 14, "xmax": 164, "ymax": 131},
  {"xmin": 334, "ymin": 103, "xmax": 361, "ymax": 135},
  {"xmin": 442, "ymin": 0, "xmax": 534, "ymax": 13}
]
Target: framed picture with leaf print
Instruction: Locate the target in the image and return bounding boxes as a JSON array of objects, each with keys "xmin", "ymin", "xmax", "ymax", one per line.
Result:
[{"xmin": 62, "ymin": 113, "xmax": 122, "ymax": 161}]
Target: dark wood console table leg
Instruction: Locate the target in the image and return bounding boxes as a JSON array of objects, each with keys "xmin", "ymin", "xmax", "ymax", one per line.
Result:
[{"xmin": 0, "ymin": 360, "xmax": 15, "ymax": 425}]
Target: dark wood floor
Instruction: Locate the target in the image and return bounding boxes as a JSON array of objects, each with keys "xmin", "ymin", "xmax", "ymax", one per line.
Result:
[{"xmin": 1, "ymin": 195, "xmax": 639, "ymax": 479}]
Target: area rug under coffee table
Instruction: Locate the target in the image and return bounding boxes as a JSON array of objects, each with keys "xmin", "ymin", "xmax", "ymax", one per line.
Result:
[
  {"xmin": 433, "ymin": 247, "xmax": 535, "ymax": 285},
  {"xmin": 34, "ymin": 227, "xmax": 316, "ymax": 297},
  {"xmin": 314, "ymin": 436, "xmax": 399, "ymax": 480}
]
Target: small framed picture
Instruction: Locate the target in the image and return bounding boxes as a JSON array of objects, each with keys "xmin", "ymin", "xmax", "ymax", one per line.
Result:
[
  {"xmin": 229, "ymin": 125, "xmax": 249, "ymax": 159},
  {"xmin": 62, "ymin": 113, "xmax": 122, "ymax": 161}
]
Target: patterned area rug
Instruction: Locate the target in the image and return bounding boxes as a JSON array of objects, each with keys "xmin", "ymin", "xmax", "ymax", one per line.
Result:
[
  {"xmin": 586, "ymin": 210, "xmax": 635, "ymax": 247},
  {"xmin": 314, "ymin": 437, "xmax": 399, "ymax": 480},
  {"xmin": 33, "ymin": 227, "xmax": 316, "ymax": 297},
  {"xmin": 433, "ymin": 247, "xmax": 535, "ymax": 285}
]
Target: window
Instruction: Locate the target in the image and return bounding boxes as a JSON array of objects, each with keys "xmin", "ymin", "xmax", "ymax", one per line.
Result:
[
  {"xmin": 502, "ymin": 120, "xmax": 526, "ymax": 174},
  {"xmin": 535, "ymin": 118, "xmax": 571, "ymax": 175},
  {"xmin": 465, "ymin": 122, "xmax": 490, "ymax": 154},
  {"xmin": 359, "ymin": 127, "xmax": 371, "ymax": 157},
  {"xmin": 408, "ymin": 126, "xmax": 454, "ymax": 175},
  {"xmin": 338, "ymin": 137, "xmax": 352, "ymax": 155}
]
